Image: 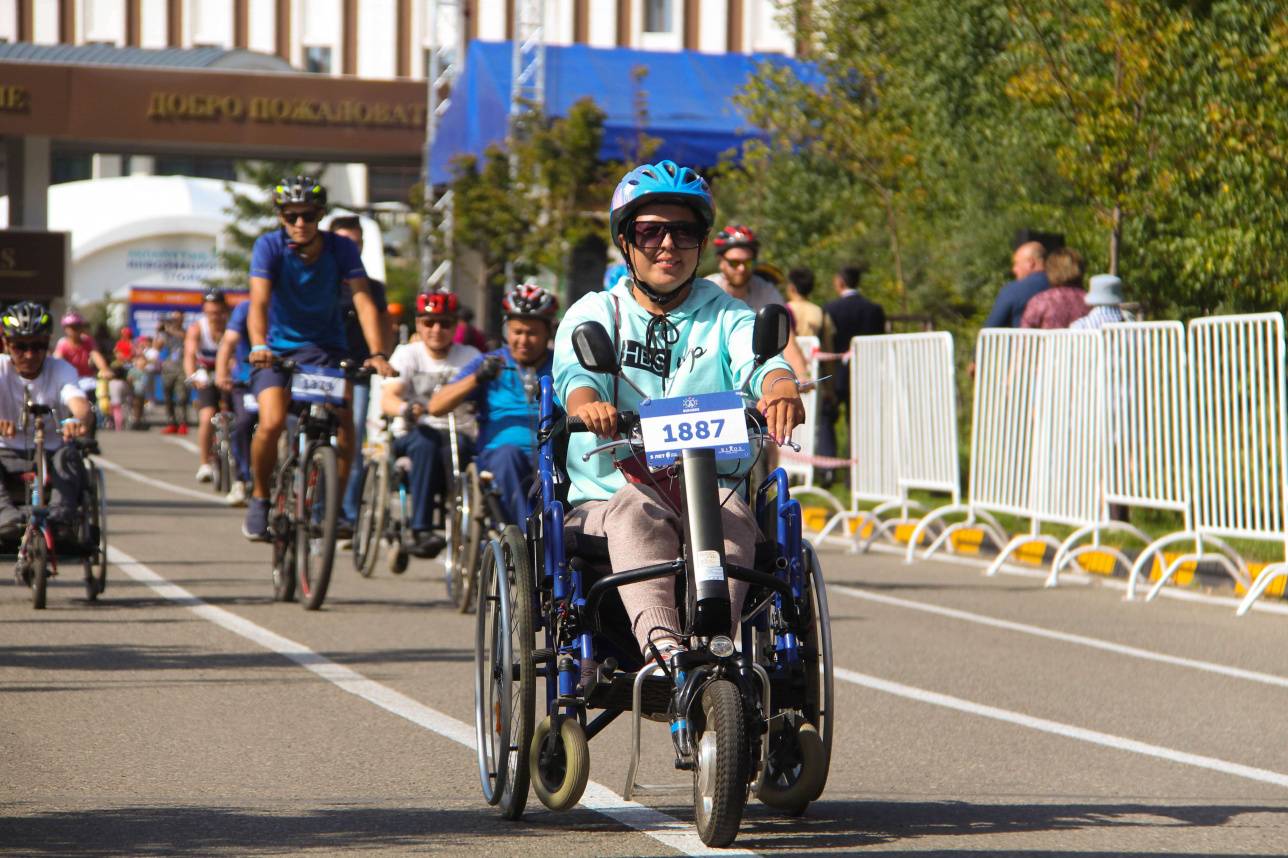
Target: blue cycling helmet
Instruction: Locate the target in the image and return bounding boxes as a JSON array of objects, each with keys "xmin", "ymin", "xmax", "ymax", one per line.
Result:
[
  {"xmin": 609, "ymin": 160, "xmax": 715, "ymax": 241},
  {"xmin": 603, "ymin": 263, "xmax": 629, "ymax": 290}
]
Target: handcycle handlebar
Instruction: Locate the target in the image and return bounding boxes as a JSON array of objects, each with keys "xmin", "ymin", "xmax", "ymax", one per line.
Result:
[
  {"xmin": 272, "ymin": 356, "xmax": 374, "ymax": 381},
  {"xmin": 560, "ymin": 406, "xmax": 800, "ymax": 460}
]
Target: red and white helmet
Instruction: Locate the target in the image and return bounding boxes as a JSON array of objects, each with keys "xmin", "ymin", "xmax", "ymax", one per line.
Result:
[
  {"xmin": 501, "ymin": 283, "xmax": 558, "ymax": 323},
  {"xmin": 416, "ymin": 290, "xmax": 459, "ymax": 317},
  {"xmin": 712, "ymin": 224, "xmax": 759, "ymax": 256}
]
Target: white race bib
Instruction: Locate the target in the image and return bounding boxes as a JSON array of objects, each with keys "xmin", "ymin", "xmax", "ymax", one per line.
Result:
[
  {"xmin": 290, "ymin": 365, "xmax": 346, "ymax": 406},
  {"xmin": 638, "ymin": 391, "xmax": 751, "ymax": 468}
]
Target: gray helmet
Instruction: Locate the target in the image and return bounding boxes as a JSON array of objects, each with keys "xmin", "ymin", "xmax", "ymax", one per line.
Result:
[
  {"xmin": 2, "ymin": 302, "xmax": 53, "ymax": 339},
  {"xmin": 272, "ymin": 175, "xmax": 327, "ymax": 208}
]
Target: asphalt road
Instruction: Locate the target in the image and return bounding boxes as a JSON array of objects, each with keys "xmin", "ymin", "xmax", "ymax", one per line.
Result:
[{"xmin": 4, "ymin": 431, "xmax": 1288, "ymax": 856}]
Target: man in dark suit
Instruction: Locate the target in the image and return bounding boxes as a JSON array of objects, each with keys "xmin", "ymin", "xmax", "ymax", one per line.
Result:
[
  {"xmin": 982, "ymin": 241, "xmax": 1049, "ymax": 328},
  {"xmin": 819, "ymin": 264, "xmax": 887, "ymax": 484}
]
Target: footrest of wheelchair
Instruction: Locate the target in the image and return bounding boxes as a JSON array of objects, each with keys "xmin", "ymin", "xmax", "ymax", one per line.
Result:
[{"xmin": 586, "ymin": 671, "xmax": 672, "ymax": 718}]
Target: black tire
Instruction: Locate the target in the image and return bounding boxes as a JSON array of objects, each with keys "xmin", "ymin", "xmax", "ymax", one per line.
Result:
[
  {"xmin": 757, "ymin": 722, "xmax": 827, "ymax": 816},
  {"xmin": 30, "ymin": 530, "xmax": 49, "ymax": 610},
  {"xmin": 270, "ymin": 466, "xmax": 297, "ymax": 603},
  {"xmin": 81, "ymin": 462, "xmax": 107, "ymax": 600},
  {"xmin": 443, "ymin": 470, "xmax": 466, "ymax": 603},
  {"xmin": 801, "ymin": 543, "xmax": 834, "ymax": 800},
  {"xmin": 530, "ymin": 715, "xmax": 590, "ymax": 812},
  {"xmin": 474, "ymin": 526, "xmax": 535, "ymax": 818},
  {"xmin": 692, "ymin": 680, "xmax": 750, "ymax": 848},
  {"xmin": 216, "ymin": 435, "xmax": 233, "ymax": 495},
  {"xmin": 352, "ymin": 455, "xmax": 387, "ymax": 578},
  {"xmin": 297, "ymin": 444, "xmax": 339, "ymax": 610},
  {"xmin": 456, "ymin": 464, "xmax": 484, "ymax": 614}
]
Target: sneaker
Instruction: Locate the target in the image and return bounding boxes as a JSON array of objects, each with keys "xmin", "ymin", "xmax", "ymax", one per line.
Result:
[
  {"xmin": 160, "ymin": 424, "xmax": 178, "ymax": 435},
  {"xmin": 335, "ymin": 518, "xmax": 355, "ymax": 539},
  {"xmin": 242, "ymin": 497, "xmax": 270, "ymax": 542},
  {"xmin": 225, "ymin": 481, "xmax": 248, "ymax": 507},
  {"xmin": 177, "ymin": 423, "xmax": 189, "ymax": 435},
  {"xmin": 195, "ymin": 463, "xmax": 214, "ymax": 483},
  {"xmin": 410, "ymin": 531, "xmax": 447, "ymax": 559}
]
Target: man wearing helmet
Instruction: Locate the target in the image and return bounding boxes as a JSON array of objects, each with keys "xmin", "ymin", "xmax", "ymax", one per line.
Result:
[
  {"xmin": 380, "ymin": 290, "xmax": 481, "ymax": 556},
  {"xmin": 0, "ymin": 303, "xmax": 94, "ymax": 539},
  {"xmin": 241, "ymin": 176, "xmax": 394, "ymax": 541},
  {"xmin": 706, "ymin": 226, "xmax": 811, "ymax": 379},
  {"xmin": 184, "ymin": 288, "xmax": 231, "ymax": 483},
  {"xmin": 554, "ymin": 160, "xmax": 804, "ymax": 661},
  {"xmin": 428, "ymin": 283, "xmax": 556, "ymax": 526}
]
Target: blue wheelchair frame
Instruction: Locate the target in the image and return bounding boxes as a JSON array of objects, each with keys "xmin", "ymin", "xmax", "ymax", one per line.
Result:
[{"xmin": 532, "ymin": 375, "xmax": 812, "ymax": 725}]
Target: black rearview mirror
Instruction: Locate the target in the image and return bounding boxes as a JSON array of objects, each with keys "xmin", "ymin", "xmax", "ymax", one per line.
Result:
[
  {"xmin": 571, "ymin": 322, "xmax": 619, "ymax": 375},
  {"xmin": 752, "ymin": 305, "xmax": 792, "ymax": 366}
]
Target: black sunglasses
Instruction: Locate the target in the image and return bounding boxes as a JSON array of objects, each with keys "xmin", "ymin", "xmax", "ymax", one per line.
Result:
[
  {"xmin": 8, "ymin": 340, "xmax": 49, "ymax": 354},
  {"xmin": 281, "ymin": 209, "xmax": 323, "ymax": 224},
  {"xmin": 630, "ymin": 221, "xmax": 706, "ymax": 250}
]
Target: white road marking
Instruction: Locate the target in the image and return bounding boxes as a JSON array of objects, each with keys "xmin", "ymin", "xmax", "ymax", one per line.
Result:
[
  {"xmin": 833, "ymin": 584, "xmax": 1288, "ymax": 689},
  {"xmin": 162, "ymin": 436, "xmax": 202, "ymax": 455},
  {"xmin": 93, "ymin": 455, "xmax": 224, "ymax": 504},
  {"xmin": 836, "ymin": 667, "xmax": 1288, "ymax": 789},
  {"xmin": 106, "ymin": 545, "xmax": 753, "ymax": 858}
]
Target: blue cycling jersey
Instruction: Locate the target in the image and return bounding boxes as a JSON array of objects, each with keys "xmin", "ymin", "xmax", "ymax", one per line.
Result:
[
  {"xmin": 249, "ymin": 230, "xmax": 364, "ymax": 354},
  {"xmin": 452, "ymin": 347, "xmax": 552, "ymax": 452},
  {"xmin": 228, "ymin": 301, "xmax": 252, "ymax": 384}
]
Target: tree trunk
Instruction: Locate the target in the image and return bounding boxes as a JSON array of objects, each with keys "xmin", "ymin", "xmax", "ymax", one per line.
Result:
[
  {"xmin": 881, "ymin": 189, "xmax": 909, "ymax": 315},
  {"xmin": 1109, "ymin": 204, "xmax": 1122, "ymax": 276}
]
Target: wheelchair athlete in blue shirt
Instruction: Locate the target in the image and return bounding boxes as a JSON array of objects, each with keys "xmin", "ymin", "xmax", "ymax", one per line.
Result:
[
  {"xmin": 428, "ymin": 284, "xmax": 557, "ymax": 527},
  {"xmin": 241, "ymin": 176, "xmax": 394, "ymax": 540}
]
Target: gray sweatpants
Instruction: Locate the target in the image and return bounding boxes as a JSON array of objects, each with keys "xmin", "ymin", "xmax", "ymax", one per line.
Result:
[
  {"xmin": 566, "ymin": 482, "xmax": 759, "ymax": 654},
  {"xmin": 0, "ymin": 445, "xmax": 87, "ymax": 514}
]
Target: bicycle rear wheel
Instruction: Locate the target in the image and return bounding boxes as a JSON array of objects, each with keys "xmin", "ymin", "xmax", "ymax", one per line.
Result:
[
  {"xmin": 296, "ymin": 444, "xmax": 339, "ymax": 610},
  {"xmin": 352, "ymin": 454, "xmax": 387, "ymax": 578}
]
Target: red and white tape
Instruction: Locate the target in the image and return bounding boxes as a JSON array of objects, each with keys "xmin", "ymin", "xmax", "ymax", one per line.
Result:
[{"xmin": 779, "ymin": 448, "xmax": 856, "ymax": 468}]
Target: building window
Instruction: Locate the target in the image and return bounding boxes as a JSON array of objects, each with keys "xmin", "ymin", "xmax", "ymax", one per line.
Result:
[
  {"xmin": 52, "ymin": 155, "xmax": 92, "ymax": 185},
  {"xmin": 305, "ymin": 46, "xmax": 333, "ymax": 74},
  {"xmin": 154, "ymin": 157, "xmax": 237, "ymax": 181},
  {"xmin": 643, "ymin": 0, "xmax": 673, "ymax": 34}
]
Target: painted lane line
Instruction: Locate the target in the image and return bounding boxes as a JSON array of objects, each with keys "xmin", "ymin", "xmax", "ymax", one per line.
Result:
[
  {"xmin": 162, "ymin": 435, "xmax": 202, "ymax": 455},
  {"xmin": 833, "ymin": 584, "xmax": 1288, "ymax": 690},
  {"xmin": 105, "ymin": 544, "xmax": 752, "ymax": 858},
  {"xmin": 94, "ymin": 455, "xmax": 224, "ymax": 504},
  {"xmin": 836, "ymin": 667, "xmax": 1288, "ymax": 789}
]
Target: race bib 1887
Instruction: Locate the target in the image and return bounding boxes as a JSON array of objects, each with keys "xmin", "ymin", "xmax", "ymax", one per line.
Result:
[{"xmin": 638, "ymin": 391, "xmax": 751, "ymax": 468}]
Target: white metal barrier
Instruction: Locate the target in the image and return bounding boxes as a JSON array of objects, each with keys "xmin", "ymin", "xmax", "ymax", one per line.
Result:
[
  {"xmin": 1116, "ymin": 313, "xmax": 1286, "ymax": 612},
  {"xmin": 819, "ymin": 332, "xmax": 960, "ymax": 551},
  {"xmin": 1045, "ymin": 323, "xmax": 1176, "ymax": 585},
  {"xmin": 911, "ymin": 330, "xmax": 1112, "ymax": 572}
]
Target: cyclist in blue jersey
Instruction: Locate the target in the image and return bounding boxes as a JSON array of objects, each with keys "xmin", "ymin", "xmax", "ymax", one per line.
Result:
[
  {"xmin": 428, "ymin": 284, "xmax": 556, "ymax": 526},
  {"xmin": 215, "ymin": 299, "xmax": 255, "ymax": 506},
  {"xmin": 242, "ymin": 176, "xmax": 394, "ymax": 540}
]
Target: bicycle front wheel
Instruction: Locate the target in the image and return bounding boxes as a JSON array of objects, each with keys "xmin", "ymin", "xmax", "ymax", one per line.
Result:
[
  {"xmin": 352, "ymin": 454, "xmax": 387, "ymax": 578},
  {"xmin": 296, "ymin": 444, "xmax": 339, "ymax": 610}
]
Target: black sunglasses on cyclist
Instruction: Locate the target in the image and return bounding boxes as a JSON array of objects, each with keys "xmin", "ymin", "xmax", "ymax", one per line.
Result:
[
  {"xmin": 281, "ymin": 208, "xmax": 323, "ymax": 224},
  {"xmin": 8, "ymin": 340, "xmax": 48, "ymax": 354},
  {"xmin": 417, "ymin": 316, "xmax": 456, "ymax": 328},
  {"xmin": 630, "ymin": 221, "xmax": 706, "ymax": 250}
]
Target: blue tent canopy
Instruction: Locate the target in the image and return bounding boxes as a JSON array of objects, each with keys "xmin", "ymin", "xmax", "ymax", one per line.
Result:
[{"xmin": 429, "ymin": 41, "xmax": 818, "ymax": 185}]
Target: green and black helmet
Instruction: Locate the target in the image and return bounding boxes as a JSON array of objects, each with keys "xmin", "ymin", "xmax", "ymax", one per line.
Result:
[
  {"xmin": 272, "ymin": 176, "xmax": 327, "ymax": 209},
  {"xmin": 1, "ymin": 301, "xmax": 53, "ymax": 339}
]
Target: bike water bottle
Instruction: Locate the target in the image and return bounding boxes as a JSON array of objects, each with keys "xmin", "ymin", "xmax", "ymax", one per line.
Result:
[{"xmin": 680, "ymin": 448, "xmax": 730, "ymax": 637}]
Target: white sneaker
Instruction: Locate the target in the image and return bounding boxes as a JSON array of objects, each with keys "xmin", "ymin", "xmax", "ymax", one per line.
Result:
[
  {"xmin": 195, "ymin": 463, "xmax": 214, "ymax": 483},
  {"xmin": 225, "ymin": 480, "xmax": 248, "ymax": 507}
]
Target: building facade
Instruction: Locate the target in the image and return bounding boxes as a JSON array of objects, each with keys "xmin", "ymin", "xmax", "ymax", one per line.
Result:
[{"xmin": 0, "ymin": 1, "xmax": 796, "ymax": 77}]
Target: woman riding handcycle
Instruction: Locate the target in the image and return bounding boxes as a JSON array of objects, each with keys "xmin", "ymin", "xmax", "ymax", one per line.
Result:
[{"xmin": 472, "ymin": 161, "xmax": 834, "ymax": 847}]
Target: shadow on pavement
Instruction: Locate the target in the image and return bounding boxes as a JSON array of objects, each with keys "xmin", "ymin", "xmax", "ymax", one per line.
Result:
[
  {"xmin": 0, "ymin": 643, "xmax": 471, "ymax": 672},
  {"xmin": 735, "ymin": 798, "xmax": 1288, "ymax": 856},
  {"xmin": 0, "ymin": 803, "xmax": 631, "ymax": 856}
]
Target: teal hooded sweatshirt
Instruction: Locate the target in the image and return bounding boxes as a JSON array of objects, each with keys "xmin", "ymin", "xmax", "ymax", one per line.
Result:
[{"xmin": 553, "ymin": 276, "xmax": 792, "ymax": 506}]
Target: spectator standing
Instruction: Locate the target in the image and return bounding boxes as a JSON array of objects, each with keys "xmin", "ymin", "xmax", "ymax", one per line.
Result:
[
  {"xmin": 785, "ymin": 267, "xmax": 834, "ymax": 343},
  {"xmin": 153, "ymin": 312, "xmax": 189, "ymax": 434},
  {"xmin": 1020, "ymin": 247, "xmax": 1090, "ymax": 329},
  {"xmin": 112, "ymin": 327, "xmax": 135, "ymax": 366},
  {"xmin": 982, "ymin": 241, "xmax": 1050, "ymax": 328},
  {"xmin": 820, "ymin": 263, "xmax": 887, "ymax": 482},
  {"xmin": 1071, "ymin": 274, "xmax": 1137, "ymax": 330}
]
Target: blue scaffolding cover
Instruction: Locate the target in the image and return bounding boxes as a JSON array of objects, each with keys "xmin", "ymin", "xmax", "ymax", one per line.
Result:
[{"xmin": 429, "ymin": 41, "xmax": 818, "ymax": 185}]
